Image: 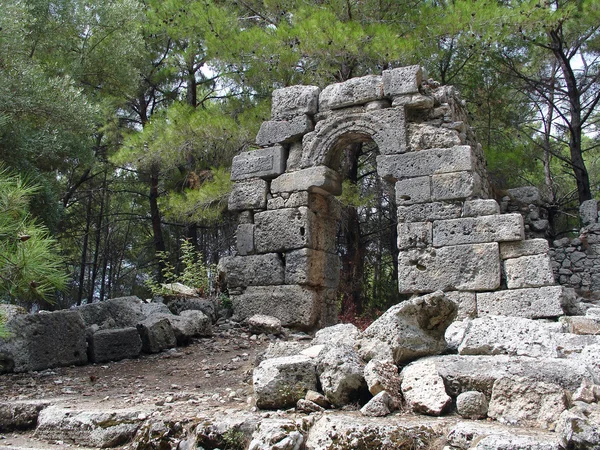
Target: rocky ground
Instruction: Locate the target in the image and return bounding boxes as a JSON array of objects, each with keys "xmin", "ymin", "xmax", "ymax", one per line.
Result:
[{"xmin": 0, "ymin": 323, "xmax": 279, "ymax": 449}]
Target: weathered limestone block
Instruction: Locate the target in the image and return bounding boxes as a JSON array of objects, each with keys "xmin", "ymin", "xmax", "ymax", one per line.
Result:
[
  {"xmin": 271, "ymin": 85, "xmax": 320, "ymax": 120},
  {"xmin": 253, "ymin": 355, "xmax": 318, "ymax": 409},
  {"xmin": 218, "ymin": 254, "xmax": 284, "ymax": 288},
  {"xmin": 397, "ymin": 201, "xmax": 463, "ymax": 222},
  {"xmin": 407, "ymin": 122, "xmax": 462, "ymax": 150},
  {"xmin": 397, "ymin": 222, "xmax": 432, "ymax": 250},
  {"xmin": 432, "ymin": 214, "xmax": 524, "ymax": 247},
  {"xmin": 0, "ymin": 400, "xmax": 50, "ymax": 432},
  {"xmin": 556, "ymin": 408, "xmax": 600, "ymax": 449},
  {"xmin": 395, "ymin": 176, "xmax": 431, "ymax": 206},
  {"xmin": 255, "ymin": 115, "xmax": 313, "ymax": 147},
  {"xmin": 228, "ymin": 179, "xmax": 268, "ymax": 211},
  {"xmin": 319, "ymin": 75, "xmax": 383, "ymax": 110},
  {"xmin": 472, "ymin": 435, "xmax": 561, "ymax": 450},
  {"xmin": 270, "ymin": 166, "xmax": 342, "ymax": 196},
  {"xmin": 317, "ymin": 345, "xmax": 366, "ymax": 407},
  {"xmin": 507, "ymin": 186, "xmax": 541, "ymax": 205},
  {"xmin": 444, "ymin": 291, "xmax": 477, "ymax": 320},
  {"xmin": 476, "ymin": 286, "xmax": 565, "ymax": 319},
  {"xmin": 136, "ymin": 317, "xmax": 177, "ymax": 353},
  {"xmin": 456, "ymin": 391, "xmax": 488, "ymax": 420},
  {"xmin": 231, "ymin": 146, "xmax": 287, "ymax": 181},
  {"xmin": 462, "ymin": 199, "xmax": 500, "ymax": 217},
  {"xmin": 401, "ymin": 360, "xmax": 452, "ymax": 416},
  {"xmin": 445, "ymin": 319, "xmax": 471, "ymax": 351},
  {"xmin": 248, "ymin": 418, "xmax": 305, "ymax": 450},
  {"xmin": 248, "ymin": 314, "xmax": 282, "ymax": 335},
  {"xmin": 1, "ymin": 310, "xmax": 88, "ymax": 373},
  {"xmin": 236, "ymin": 223, "xmax": 254, "ymax": 256},
  {"xmin": 503, "ymin": 254, "xmax": 555, "ymax": 289},
  {"xmin": 300, "ymin": 108, "xmax": 406, "ymax": 167},
  {"xmin": 154, "ymin": 310, "xmax": 212, "ymax": 345},
  {"xmin": 430, "ymin": 355, "xmax": 591, "ymax": 397},
  {"xmin": 561, "ymin": 316, "xmax": 600, "ymax": 335},
  {"xmin": 88, "ymin": 327, "xmax": 142, "ymax": 363},
  {"xmin": 297, "ymin": 398, "xmax": 325, "ymax": 413},
  {"xmin": 458, "ymin": 316, "xmax": 560, "ymax": 358},
  {"xmin": 382, "ymin": 65, "xmax": 423, "ymax": 96},
  {"xmin": 431, "ymin": 171, "xmax": 481, "ymax": 201},
  {"xmin": 358, "ymin": 291, "xmax": 456, "ymax": 364},
  {"xmin": 254, "ymin": 207, "xmax": 314, "ymax": 253},
  {"xmin": 313, "ymin": 323, "xmax": 361, "ymax": 348},
  {"xmin": 231, "ymin": 285, "xmax": 320, "ymax": 329},
  {"xmin": 397, "ymin": 243, "xmax": 501, "ymax": 294},
  {"xmin": 360, "ymin": 391, "xmax": 394, "ymax": 417},
  {"xmin": 488, "ymin": 376, "xmax": 569, "ymax": 429},
  {"xmin": 77, "ymin": 296, "xmax": 156, "ymax": 329},
  {"xmin": 363, "ymin": 359, "xmax": 402, "ymax": 400},
  {"xmin": 376, "ymin": 145, "xmax": 476, "ymax": 182},
  {"xmin": 392, "ymin": 93, "xmax": 435, "ymax": 109},
  {"xmin": 285, "ymin": 248, "xmax": 340, "ymax": 288},
  {"xmin": 447, "ymin": 421, "xmax": 560, "ymax": 450},
  {"xmin": 304, "ymin": 414, "xmax": 450, "ymax": 450},
  {"xmin": 500, "ymin": 238, "xmax": 549, "ymax": 259},
  {"xmin": 580, "ymin": 199, "xmax": 599, "ymax": 226},
  {"xmin": 36, "ymin": 406, "xmax": 143, "ymax": 448}
]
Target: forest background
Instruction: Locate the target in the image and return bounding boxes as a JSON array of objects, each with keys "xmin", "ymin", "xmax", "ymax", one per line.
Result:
[{"xmin": 0, "ymin": 0, "xmax": 599, "ymax": 320}]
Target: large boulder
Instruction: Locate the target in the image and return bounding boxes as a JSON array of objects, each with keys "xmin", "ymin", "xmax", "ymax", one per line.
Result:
[
  {"xmin": 136, "ymin": 317, "xmax": 177, "ymax": 353},
  {"xmin": 0, "ymin": 309, "xmax": 87, "ymax": 373},
  {"xmin": 317, "ymin": 345, "xmax": 367, "ymax": 407},
  {"xmin": 253, "ymin": 356, "xmax": 318, "ymax": 409},
  {"xmin": 87, "ymin": 327, "xmax": 142, "ymax": 363},
  {"xmin": 77, "ymin": 296, "xmax": 170, "ymax": 329},
  {"xmin": 152, "ymin": 310, "xmax": 212, "ymax": 345},
  {"xmin": 313, "ymin": 323, "xmax": 361, "ymax": 348},
  {"xmin": 357, "ymin": 291, "xmax": 456, "ymax": 364}
]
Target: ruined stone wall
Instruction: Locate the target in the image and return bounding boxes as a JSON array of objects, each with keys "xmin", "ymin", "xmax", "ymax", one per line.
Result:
[{"xmin": 220, "ymin": 66, "xmax": 571, "ymax": 330}]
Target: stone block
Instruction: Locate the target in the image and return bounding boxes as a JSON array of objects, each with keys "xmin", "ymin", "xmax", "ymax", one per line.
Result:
[
  {"xmin": 136, "ymin": 317, "xmax": 177, "ymax": 353},
  {"xmin": 504, "ymin": 254, "xmax": 555, "ymax": 289},
  {"xmin": 456, "ymin": 391, "xmax": 488, "ymax": 420},
  {"xmin": 499, "ymin": 238, "xmax": 549, "ymax": 259},
  {"xmin": 271, "ymin": 166, "xmax": 342, "ymax": 196},
  {"xmin": 284, "ymin": 248, "xmax": 340, "ymax": 288},
  {"xmin": 218, "ymin": 254, "xmax": 285, "ymax": 288},
  {"xmin": 432, "ymin": 214, "xmax": 524, "ymax": 247},
  {"xmin": 271, "ymin": 85, "xmax": 320, "ymax": 120},
  {"xmin": 507, "ymin": 186, "xmax": 541, "ymax": 205},
  {"xmin": 445, "ymin": 291, "xmax": 477, "ymax": 320},
  {"xmin": 401, "ymin": 360, "xmax": 452, "ymax": 416},
  {"xmin": 407, "ymin": 122, "xmax": 462, "ymax": 150},
  {"xmin": 231, "ymin": 285, "xmax": 321, "ymax": 329},
  {"xmin": 236, "ymin": 223, "xmax": 254, "ymax": 255},
  {"xmin": 87, "ymin": 327, "xmax": 142, "ymax": 363},
  {"xmin": 397, "ymin": 243, "xmax": 501, "ymax": 293},
  {"xmin": 560, "ymin": 316, "xmax": 600, "ymax": 335},
  {"xmin": 476, "ymin": 286, "xmax": 566, "ymax": 319},
  {"xmin": 1, "ymin": 310, "xmax": 88, "ymax": 373},
  {"xmin": 580, "ymin": 199, "xmax": 599, "ymax": 225},
  {"xmin": 254, "ymin": 207, "xmax": 331, "ymax": 253},
  {"xmin": 376, "ymin": 145, "xmax": 475, "ymax": 182},
  {"xmin": 397, "ymin": 222, "xmax": 432, "ymax": 250},
  {"xmin": 431, "ymin": 171, "xmax": 481, "ymax": 201},
  {"xmin": 255, "ymin": 115, "xmax": 313, "ymax": 146},
  {"xmin": 231, "ymin": 146, "xmax": 287, "ymax": 181},
  {"xmin": 0, "ymin": 400, "xmax": 49, "ymax": 432},
  {"xmin": 319, "ymin": 75, "xmax": 383, "ymax": 110},
  {"xmin": 154, "ymin": 310, "xmax": 212, "ymax": 344},
  {"xmin": 77, "ymin": 296, "xmax": 150, "ymax": 329},
  {"xmin": 395, "ymin": 176, "xmax": 431, "ymax": 206},
  {"xmin": 228, "ymin": 179, "xmax": 267, "ymax": 211},
  {"xmin": 382, "ymin": 65, "xmax": 423, "ymax": 96},
  {"xmin": 397, "ymin": 202, "xmax": 463, "ymax": 223},
  {"xmin": 462, "ymin": 199, "xmax": 500, "ymax": 217},
  {"xmin": 318, "ymin": 345, "xmax": 367, "ymax": 407}
]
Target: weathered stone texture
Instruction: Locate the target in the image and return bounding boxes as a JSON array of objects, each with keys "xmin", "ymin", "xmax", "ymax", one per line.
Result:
[
  {"xmin": 500, "ymin": 238, "xmax": 549, "ymax": 259},
  {"xmin": 395, "ymin": 176, "xmax": 431, "ymax": 206},
  {"xmin": 88, "ymin": 327, "xmax": 142, "ymax": 363},
  {"xmin": 319, "ymin": 75, "xmax": 383, "ymax": 110},
  {"xmin": 236, "ymin": 223, "xmax": 254, "ymax": 256},
  {"xmin": 271, "ymin": 85, "xmax": 320, "ymax": 120},
  {"xmin": 407, "ymin": 122, "xmax": 462, "ymax": 150},
  {"xmin": 218, "ymin": 254, "xmax": 284, "ymax": 288},
  {"xmin": 397, "ymin": 201, "xmax": 463, "ymax": 223},
  {"xmin": 228, "ymin": 179, "xmax": 267, "ymax": 211},
  {"xmin": 456, "ymin": 391, "xmax": 488, "ymax": 420},
  {"xmin": 270, "ymin": 166, "xmax": 342, "ymax": 195},
  {"xmin": 431, "ymin": 170, "xmax": 481, "ymax": 201},
  {"xmin": 253, "ymin": 207, "xmax": 316, "ymax": 253},
  {"xmin": 503, "ymin": 253, "xmax": 555, "ymax": 289},
  {"xmin": 445, "ymin": 291, "xmax": 477, "ymax": 320},
  {"xmin": 377, "ymin": 145, "xmax": 475, "ymax": 182},
  {"xmin": 231, "ymin": 146, "xmax": 287, "ymax": 181},
  {"xmin": 255, "ymin": 115, "xmax": 313, "ymax": 146},
  {"xmin": 285, "ymin": 248, "xmax": 340, "ymax": 287},
  {"xmin": 401, "ymin": 360, "xmax": 452, "ymax": 416},
  {"xmin": 382, "ymin": 65, "xmax": 423, "ymax": 96},
  {"xmin": 397, "ymin": 243, "xmax": 501, "ymax": 293},
  {"xmin": 136, "ymin": 317, "xmax": 177, "ymax": 353},
  {"xmin": 397, "ymin": 222, "xmax": 432, "ymax": 250},
  {"xmin": 476, "ymin": 286, "xmax": 565, "ymax": 319},
  {"xmin": 432, "ymin": 214, "xmax": 524, "ymax": 247},
  {"xmin": 462, "ymin": 199, "xmax": 500, "ymax": 217}
]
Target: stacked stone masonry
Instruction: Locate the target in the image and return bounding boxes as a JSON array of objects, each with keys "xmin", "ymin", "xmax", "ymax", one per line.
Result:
[{"xmin": 221, "ymin": 65, "xmax": 571, "ymax": 329}]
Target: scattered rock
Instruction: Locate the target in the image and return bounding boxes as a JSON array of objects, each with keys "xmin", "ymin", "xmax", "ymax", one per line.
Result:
[
  {"xmin": 305, "ymin": 390, "xmax": 330, "ymax": 409},
  {"xmin": 360, "ymin": 391, "xmax": 394, "ymax": 417},
  {"xmin": 248, "ymin": 315, "xmax": 282, "ymax": 335},
  {"xmin": 313, "ymin": 323, "xmax": 361, "ymax": 348},
  {"xmin": 296, "ymin": 399, "xmax": 325, "ymax": 413},
  {"xmin": 400, "ymin": 359, "xmax": 452, "ymax": 416},
  {"xmin": 363, "ymin": 359, "xmax": 402, "ymax": 399},
  {"xmin": 456, "ymin": 391, "xmax": 488, "ymax": 420},
  {"xmin": 248, "ymin": 419, "xmax": 305, "ymax": 450},
  {"xmin": 317, "ymin": 345, "xmax": 366, "ymax": 407},
  {"xmin": 0, "ymin": 400, "xmax": 50, "ymax": 432},
  {"xmin": 556, "ymin": 408, "xmax": 600, "ymax": 450}
]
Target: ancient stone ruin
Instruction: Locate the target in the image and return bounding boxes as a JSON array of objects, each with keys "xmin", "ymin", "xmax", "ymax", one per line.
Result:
[{"xmin": 220, "ymin": 65, "xmax": 570, "ymax": 329}]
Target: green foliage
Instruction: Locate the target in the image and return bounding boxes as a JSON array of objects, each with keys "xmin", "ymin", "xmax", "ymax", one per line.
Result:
[
  {"xmin": 0, "ymin": 169, "xmax": 68, "ymax": 307},
  {"xmin": 0, "ymin": 312, "xmax": 7, "ymax": 339},
  {"xmin": 145, "ymin": 238, "xmax": 215, "ymax": 296}
]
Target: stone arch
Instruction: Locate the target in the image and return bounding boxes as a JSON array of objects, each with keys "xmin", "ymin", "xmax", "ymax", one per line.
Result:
[{"xmin": 220, "ymin": 65, "xmax": 569, "ymax": 331}]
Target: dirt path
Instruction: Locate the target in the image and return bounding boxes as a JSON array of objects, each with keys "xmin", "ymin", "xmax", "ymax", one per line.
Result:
[{"xmin": 0, "ymin": 325, "xmax": 284, "ymax": 448}]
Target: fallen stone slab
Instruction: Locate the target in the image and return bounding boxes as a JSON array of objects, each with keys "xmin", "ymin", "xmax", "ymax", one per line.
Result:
[
  {"xmin": 360, "ymin": 391, "xmax": 394, "ymax": 417},
  {"xmin": 253, "ymin": 355, "xmax": 318, "ymax": 409},
  {"xmin": 305, "ymin": 413, "xmax": 451, "ymax": 450},
  {"xmin": 0, "ymin": 400, "xmax": 50, "ymax": 432},
  {"xmin": 136, "ymin": 317, "xmax": 177, "ymax": 353},
  {"xmin": 163, "ymin": 296, "xmax": 217, "ymax": 322},
  {"xmin": 87, "ymin": 327, "xmax": 142, "ymax": 363},
  {"xmin": 446, "ymin": 421, "xmax": 560, "ymax": 450},
  {"xmin": 77, "ymin": 296, "xmax": 168, "ymax": 329},
  {"xmin": 153, "ymin": 310, "xmax": 212, "ymax": 345},
  {"xmin": 358, "ymin": 291, "xmax": 456, "ymax": 364},
  {"xmin": 35, "ymin": 406, "xmax": 144, "ymax": 448},
  {"xmin": 247, "ymin": 314, "xmax": 282, "ymax": 335}
]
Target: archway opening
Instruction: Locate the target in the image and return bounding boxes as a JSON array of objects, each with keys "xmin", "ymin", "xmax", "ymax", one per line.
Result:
[{"xmin": 331, "ymin": 135, "xmax": 403, "ymax": 326}]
